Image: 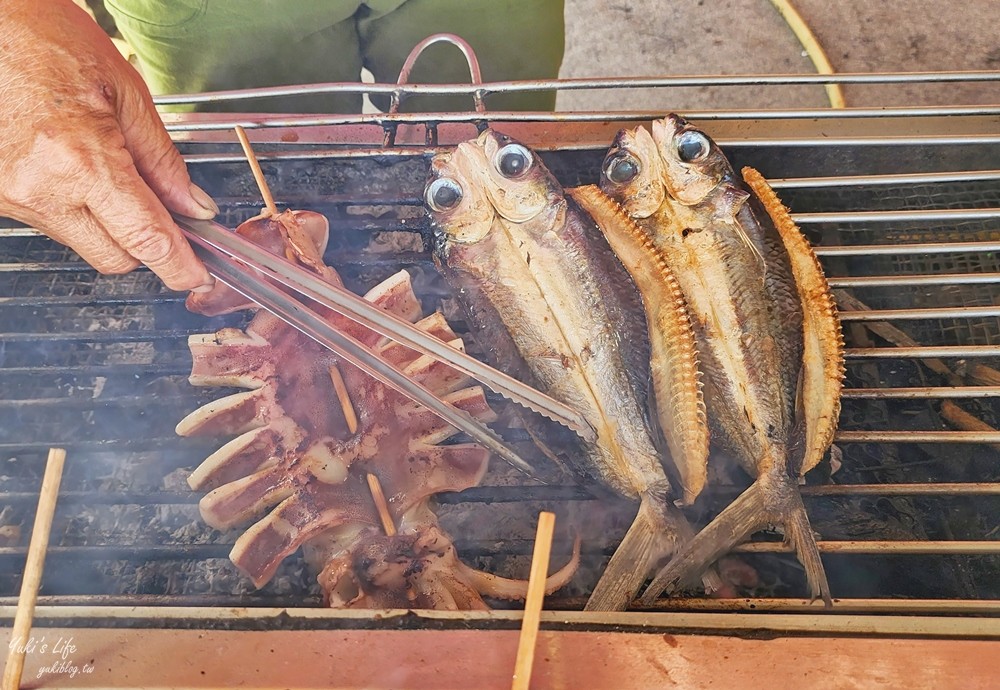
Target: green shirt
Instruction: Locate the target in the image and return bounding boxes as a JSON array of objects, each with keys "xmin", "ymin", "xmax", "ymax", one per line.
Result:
[{"xmin": 106, "ymin": 0, "xmax": 565, "ymax": 112}]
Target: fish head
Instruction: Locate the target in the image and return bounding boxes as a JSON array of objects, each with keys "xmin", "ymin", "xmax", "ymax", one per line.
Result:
[
  {"xmin": 599, "ymin": 126, "xmax": 665, "ymax": 220},
  {"xmin": 424, "ymin": 145, "xmax": 496, "ymax": 244},
  {"xmin": 425, "ymin": 130, "xmax": 562, "ymax": 242},
  {"xmin": 650, "ymin": 114, "xmax": 731, "ymax": 206},
  {"xmin": 472, "ymin": 129, "xmax": 564, "ymax": 224}
]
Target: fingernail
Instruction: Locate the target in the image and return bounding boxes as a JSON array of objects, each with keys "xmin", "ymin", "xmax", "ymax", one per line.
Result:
[
  {"xmin": 191, "ymin": 278, "xmax": 216, "ymax": 293},
  {"xmin": 189, "ymin": 183, "xmax": 220, "ymax": 218}
]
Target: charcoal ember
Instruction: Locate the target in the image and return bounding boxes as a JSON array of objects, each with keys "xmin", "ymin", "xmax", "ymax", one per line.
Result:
[{"xmin": 177, "ymin": 210, "xmax": 578, "ymax": 608}]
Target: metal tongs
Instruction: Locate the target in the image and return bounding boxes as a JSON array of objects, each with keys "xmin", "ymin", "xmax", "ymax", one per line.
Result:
[{"xmin": 174, "ymin": 215, "xmax": 594, "ymax": 476}]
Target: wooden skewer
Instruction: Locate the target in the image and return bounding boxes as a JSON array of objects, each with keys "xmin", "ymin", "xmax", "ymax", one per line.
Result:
[
  {"xmin": 511, "ymin": 511, "xmax": 556, "ymax": 690},
  {"xmin": 328, "ymin": 365, "xmax": 359, "ymax": 434},
  {"xmin": 234, "ymin": 125, "xmax": 278, "ymax": 217},
  {"xmin": 366, "ymin": 473, "xmax": 396, "ymax": 537},
  {"xmin": 965, "ymin": 362, "xmax": 1000, "ymax": 387},
  {"xmin": 2, "ymin": 448, "xmax": 66, "ymax": 690},
  {"xmin": 940, "ymin": 401, "xmax": 1000, "ymax": 453}
]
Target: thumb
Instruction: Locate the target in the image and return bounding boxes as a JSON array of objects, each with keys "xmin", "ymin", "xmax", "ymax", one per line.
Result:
[{"xmin": 116, "ymin": 69, "xmax": 219, "ymax": 220}]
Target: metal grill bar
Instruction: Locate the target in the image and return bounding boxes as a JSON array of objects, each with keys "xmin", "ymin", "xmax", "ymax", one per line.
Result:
[
  {"xmin": 7, "ymin": 385, "xmax": 1000, "ymax": 410},
  {"xmin": 771, "ymin": 169, "xmax": 1000, "ymax": 188},
  {"xmin": 3, "ymin": 428, "xmax": 999, "ymax": 453},
  {"xmin": 0, "ymin": 540, "xmax": 996, "ymax": 562},
  {"xmin": 0, "ymin": 330, "xmax": 995, "ymax": 350},
  {"xmin": 9, "ymin": 210, "xmax": 1000, "ymax": 241},
  {"xmin": 839, "ymin": 307, "xmax": 1000, "ymax": 321},
  {"xmin": 841, "ymin": 387, "xmax": 1000, "ymax": 399},
  {"xmin": 3, "ymin": 594, "xmax": 997, "ymax": 615},
  {"xmin": 628, "ymin": 598, "xmax": 1000, "ymax": 614},
  {"xmin": 0, "ymin": 338, "xmax": 996, "ymax": 361},
  {"xmin": 153, "ymin": 70, "xmax": 1000, "ymax": 106},
  {"xmin": 511, "ymin": 245, "xmax": 965, "ymax": 266},
  {"xmin": 828, "ymin": 274, "xmax": 1000, "ymax": 288},
  {"xmin": 3, "ymin": 606, "xmax": 998, "ymax": 638},
  {"xmin": 0, "ymin": 439, "xmax": 220, "ymax": 452},
  {"xmin": 836, "ymin": 431, "xmax": 1000, "ymax": 443},
  {"xmin": 0, "ymin": 272, "xmax": 1000, "ymax": 308},
  {"xmin": 0, "ymin": 295, "xmax": 182, "ymax": 307},
  {"xmin": 844, "ymin": 346, "xmax": 1000, "ymax": 358},
  {"xmin": 7, "ymin": 268, "xmax": 1000, "ymax": 290},
  {"xmin": 3, "ymin": 271, "xmax": 999, "ymax": 306},
  {"xmin": 0, "ymin": 396, "xmax": 216, "ymax": 409},
  {"xmin": 0, "ymin": 261, "xmax": 95, "ymax": 272},
  {"xmin": 160, "ymin": 136, "xmax": 997, "ymax": 160},
  {"xmin": 167, "ymin": 134, "xmax": 1000, "ymax": 150},
  {"xmin": 7, "ymin": 306, "xmax": 997, "ymax": 346},
  {"xmin": 794, "ymin": 209, "xmax": 1000, "ymax": 224},
  {"xmin": 160, "ymin": 106, "xmax": 1000, "ymax": 133},
  {"xmin": 736, "ymin": 541, "xmax": 1000, "ymax": 554},
  {"xmin": 0, "ymin": 364, "xmax": 190, "ymax": 377},
  {"xmin": 0, "ymin": 330, "xmax": 192, "ymax": 343},
  {"xmin": 0, "ymin": 483, "xmax": 995, "ymax": 509},
  {"xmin": 7, "ymin": 228, "xmax": 1000, "ymax": 259}
]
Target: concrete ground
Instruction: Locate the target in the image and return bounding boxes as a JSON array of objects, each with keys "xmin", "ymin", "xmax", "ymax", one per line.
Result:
[{"xmin": 558, "ymin": 0, "xmax": 1000, "ymax": 110}]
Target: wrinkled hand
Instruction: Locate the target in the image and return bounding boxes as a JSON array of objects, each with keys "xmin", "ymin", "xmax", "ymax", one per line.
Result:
[{"xmin": 0, "ymin": 0, "xmax": 217, "ymax": 291}]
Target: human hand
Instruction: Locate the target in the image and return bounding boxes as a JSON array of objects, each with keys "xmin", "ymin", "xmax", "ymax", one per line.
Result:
[{"xmin": 0, "ymin": 0, "xmax": 217, "ymax": 291}]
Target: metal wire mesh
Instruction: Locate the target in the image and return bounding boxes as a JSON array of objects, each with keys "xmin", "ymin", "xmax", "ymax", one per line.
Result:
[{"xmin": 1, "ymin": 103, "xmax": 999, "ymax": 618}]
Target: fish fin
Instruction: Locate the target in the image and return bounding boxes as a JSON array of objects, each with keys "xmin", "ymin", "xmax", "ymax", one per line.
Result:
[
  {"xmin": 584, "ymin": 495, "xmax": 671, "ymax": 611},
  {"xmin": 639, "ymin": 476, "xmax": 832, "ymax": 606},
  {"xmin": 788, "ymin": 362, "xmax": 808, "ymax": 475},
  {"xmin": 639, "ymin": 480, "xmax": 767, "ymax": 604},
  {"xmin": 720, "ymin": 187, "xmax": 767, "ymax": 273},
  {"xmin": 735, "ymin": 218, "xmax": 768, "ymax": 276},
  {"xmin": 783, "ymin": 491, "xmax": 833, "ymax": 606},
  {"xmin": 742, "ymin": 166, "xmax": 845, "ymax": 476}
]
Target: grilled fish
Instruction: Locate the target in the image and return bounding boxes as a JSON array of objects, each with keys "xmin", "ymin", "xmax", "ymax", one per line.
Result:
[
  {"xmin": 741, "ymin": 167, "xmax": 845, "ymax": 477},
  {"xmin": 600, "ymin": 115, "xmax": 842, "ymax": 604},
  {"xmin": 426, "ymin": 129, "xmax": 708, "ymax": 610},
  {"xmin": 567, "ymin": 185, "xmax": 710, "ymax": 505}
]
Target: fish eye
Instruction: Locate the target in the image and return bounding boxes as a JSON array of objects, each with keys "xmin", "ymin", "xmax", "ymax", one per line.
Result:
[
  {"xmin": 676, "ymin": 131, "xmax": 710, "ymax": 163},
  {"xmin": 604, "ymin": 153, "xmax": 640, "ymax": 184},
  {"xmin": 494, "ymin": 143, "xmax": 532, "ymax": 178},
  {"xmin": 425, "ymin": 177, "xmax": 463, "ymax": 212}
]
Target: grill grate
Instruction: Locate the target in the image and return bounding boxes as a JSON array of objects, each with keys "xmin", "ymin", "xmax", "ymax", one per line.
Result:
[{"xmin": 1, "ymin": 68, "xmax": 999, "ymax": 625}]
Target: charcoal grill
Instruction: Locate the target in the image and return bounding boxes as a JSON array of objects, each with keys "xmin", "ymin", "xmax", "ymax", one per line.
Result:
[{"xmin": 2, "ymin": 50, "xmax": 1000, "ymax": 686}]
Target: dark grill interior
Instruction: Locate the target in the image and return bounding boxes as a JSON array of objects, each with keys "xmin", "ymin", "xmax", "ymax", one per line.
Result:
[{"xmin": 2, "ymin": 122, "xmax": 999, "ymax": 614}]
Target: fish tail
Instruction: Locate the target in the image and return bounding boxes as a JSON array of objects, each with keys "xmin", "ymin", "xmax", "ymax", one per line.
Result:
[
  {"xmin": 639, "ymin": 480, "xmax": 767, "ymax": 605},
  {"xmin": 584, "ymin": 494, "xmax": 675, "ymax": 611},
  {"xmin": 783, "ymin": 489, "xmax": 833, "ymax": 606},
  {"xmin": 639, "ymin": 475, "xmax": 832, "ymax": 605}
]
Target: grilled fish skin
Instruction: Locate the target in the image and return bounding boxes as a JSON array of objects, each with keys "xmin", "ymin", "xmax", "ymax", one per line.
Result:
[
  {"xmin": 567, "ymin": 184, "xmax": 709, "ymax": 505},
  {"xmin": 742, "ymin": 167, "xmax": 845, "ymax": 476},
  {"xmin": 426, "ymin": 130, "xmax": 700, "ymax": 610},
  {"xmin": 601, "ymin": 115, "xmax": 838, "ymax": 604}
]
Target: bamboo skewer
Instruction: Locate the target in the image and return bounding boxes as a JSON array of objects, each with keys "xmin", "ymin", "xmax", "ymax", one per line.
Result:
[
  {"xmin": 366, "ymin": 473, "xmax": 396, "ymax": 537},
  {"xmin": 328, "ymin": 365, "xmax": 359, "ymax": 434},
  {"xmin": 2, "ymin": 448, "xmax": 66, "ymax": 690},
  {"xmin": 511, "ymin": 511, "xmax": 556, "ymax": 690},
  {"xmin": 237, "ymin": 125, "xmax": 393, "ymax": 539},
  {"xmin": 235, "ymin": 125, "xmax": 278, "ymax": 217},
  {"xmin": 940, "ymin": 401, "xmax": 1000, "ymax": 453}
]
